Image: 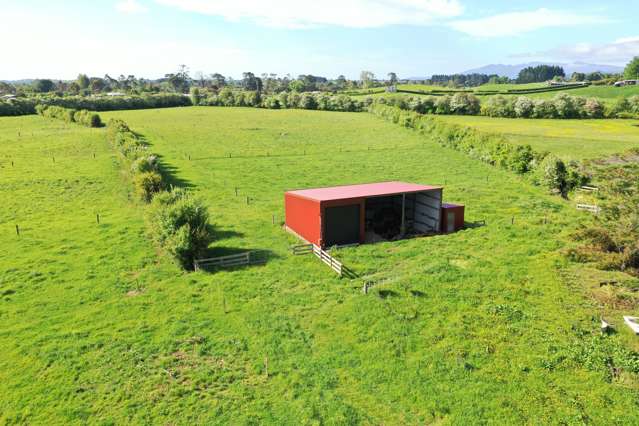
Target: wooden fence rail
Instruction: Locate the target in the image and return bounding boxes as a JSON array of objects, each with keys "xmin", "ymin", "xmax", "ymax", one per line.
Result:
[
  {"xmin": 290, "ymin": 243, "xmax": 313, "ymax": 255},
  {"xmin": 194, "ymin": 251, "xmax": 267, "ymax": 271},
  {"xmin": 576, "ymin": 204, "xmax": 601, "ymax": 214},
  {"xmin": 290, "ymin": 243, "xmax": 355, "ymax": 278}
]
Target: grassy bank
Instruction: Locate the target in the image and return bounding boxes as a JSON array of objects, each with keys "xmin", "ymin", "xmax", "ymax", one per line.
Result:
[{"xmin": 433, "ymin": 115, "xmax": 639, "ymax": 160}]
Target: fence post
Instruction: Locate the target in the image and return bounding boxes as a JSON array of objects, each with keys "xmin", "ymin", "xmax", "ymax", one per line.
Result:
[
  {"xmin": 235, "ymin": 187, "xmax": 238, "ymax": 196},
  {"xmin": 511, "ymin": 217, "xmax": 514, "ymax": 225},
  {"xmin": 15, "ymin": 224, "xmax": 20, "ymax": 236},
  {"xmin": 96, "ymin": 213, "xmax": 100, "ymax": 224}
]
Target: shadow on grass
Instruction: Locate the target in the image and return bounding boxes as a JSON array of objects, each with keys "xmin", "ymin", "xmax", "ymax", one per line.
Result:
[
  {"xmin": 464, "ymin": 220, "xmax": 487, "ymax": 229},
  {"xmin": 377, "ymin": 289, "xmax": 399, "ymax": 299},
  {"xmin": 195, "ymin": 247, "xmax": 279, "ymax": 273},
  {"xmin": 155, "ymin": 154, "xmax": 195, "ymax": 189},
  {"xmin": 131, "ymin": 131, "xmax": 195, "ymax": 189},
  {"xmin": 212, "ymin": 227, "xmax": 245, "ymax": 241}
]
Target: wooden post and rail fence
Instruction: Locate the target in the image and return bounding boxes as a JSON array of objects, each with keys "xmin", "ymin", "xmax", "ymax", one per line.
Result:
[
  {"xmin": 290, "ymin": 243, "xmax": 356, "ymax": 278},
  {"xmin": 193, "ymin": 251, "xmax": 267, "ymax": 271}
]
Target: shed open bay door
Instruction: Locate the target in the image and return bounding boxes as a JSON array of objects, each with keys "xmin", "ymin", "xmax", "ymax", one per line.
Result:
[{"xmin": 324, "ymin": 205, "xmax": 360, "ymax": 247}]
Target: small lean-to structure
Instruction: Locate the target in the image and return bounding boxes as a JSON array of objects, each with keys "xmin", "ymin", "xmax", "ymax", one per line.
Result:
[{"xmin": 285, "ymin": 181, "xmax": 463, "ymax": 248}]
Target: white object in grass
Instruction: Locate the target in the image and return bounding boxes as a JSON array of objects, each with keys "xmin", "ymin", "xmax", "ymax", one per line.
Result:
[{"xmin": 623, "ymin": 316, "xmax": 639, "ymax": 334}]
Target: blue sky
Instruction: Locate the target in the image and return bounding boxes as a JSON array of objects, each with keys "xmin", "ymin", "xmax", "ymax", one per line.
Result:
[{"xmin": 2, "ymin": 0, "xmax": 639, "ymax": 80}]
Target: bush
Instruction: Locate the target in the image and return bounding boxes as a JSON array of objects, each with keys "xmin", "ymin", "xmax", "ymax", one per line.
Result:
[
  {"xmin": 583, "ymin": 98, "xmax": 604, "ymax": 118},
  {"xmin": 135, "ymin": 171, "xmax": 164, "ymax": 202},
  {"xmin": 148, "ymin": 189, "xmax": 213, "ymax": 268},
  {"xmin": 131, "ymin": 155, "xmax": 159, "ymax": 174},
  {"xmin": 482, "ymin": 96, "xmax": 514, "ymax": 117},
  {"xmin": 532, "ymin": 99, "xmax": 557, "ymax": 118},
  {"xmin": 534, "ymin": 154, "xmax": 568, "ymax": 195},
  {"xmin": 514, "ymin": 96, "xmax": 534, "ymax": 118},
  {"xmin": 73, "ymin": 109, "xmax": 102, "ymax": 127},
  {"xmin": 450, "ymin": 93, "xmax": 480, "ymax": 115}
]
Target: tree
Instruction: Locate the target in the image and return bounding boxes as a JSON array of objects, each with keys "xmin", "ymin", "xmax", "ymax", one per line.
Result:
[
  {"xmin": 288, "ymin": 79, "xmax": 305, "ymax": 92},
  {"xmin": 242, "ymin": 72, "xmax": 261, "ymax": 91},
  {"xmin": 0, "ymin": 81, "xmax": 16, "ymax": 94},
  {"xmin": 76, "ymin": 74, "xmax": 90, "ymax": 89},
  {"xmin": 89, "ymin": 78, "xmax": 106, "ymax": 93},
  {"xmin": 165, "ymin": 65, "xmax": 191, "ymax": 93},
  {"xmin": 624, "ymin": 56, "xmax": 639, "ymax": 80},
  {"xmin": 210, "ymin": 73, "xmax": 226, "ymax": 89},
  {"xmin": 387, "ymin": 72, "xmax": 398, "ymax": 85},
  {"xmin": 517, "ymin": 65, "xmax": 565, "ymax": 83},
  {"xmin": 335, "ymin": 75, "xmax": 347, "ymax": 90},
  {"xmin": 33, "ymin": 79, "xmax": 55, "ymax": 93},
  {"xmin": 571, "ymin": 72, "xmax": 586, "ymax": 82},
  {"xmin": 360, "ymin": 71, "xmax": 375, "ymax": 89}
]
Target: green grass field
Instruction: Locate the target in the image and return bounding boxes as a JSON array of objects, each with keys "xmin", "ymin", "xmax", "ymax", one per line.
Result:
[
  {"xmin": 474, "ymin": 82, "xmax": 548, "ymax": 92},
  {"xmin": 2, "ymin": 107, "xmax": 639, "ymax": 424},
  {"xmin": 433, "ymin": 115, "xmax": 639, "ymax": 160},
  {"xmin": 522, "ymin": 84, "xmax": 639, "ymax": 101}
]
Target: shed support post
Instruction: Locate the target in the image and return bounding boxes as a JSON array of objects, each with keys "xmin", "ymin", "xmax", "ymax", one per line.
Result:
[{"xmin": 400, "ymin": 193, "xmax": 406, "ymax": 236}]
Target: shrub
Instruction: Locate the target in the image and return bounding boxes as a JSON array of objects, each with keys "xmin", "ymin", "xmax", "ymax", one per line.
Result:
[
  {"xmin": 190, "ymin": 87, "xmax": 201, "ymax": 106},
  {"xmin": 135, "ymin": 171, "xmax": 164, "ymax": 202},
  {"xmin": 532, "ymin": 99, "xmax": 557, "ymax": 118},
  {"xmin": 131, "ymin": 155, "xmax": 159, "ymax": 174},
  {"xmin": 73, "ymin": 109, "xmax": 102, "ymax": 127},
  {"xmin": 482, "ymin": 96, "xmax": 514, "ymax": 117},
  {"xmin": 552, "ymin": 93, "xmax": 578, "ymax": 118},
  {"xmin": 148, "ymin": 189, "xmax": 213, "ymax": 268},
  {"xmin": 434, "ymin": 96, "xmax": 452, "ymax": 114},
  {"xmin": 514, "ymin": 96, "xmax": 534, "ymax": 118},
  {"xmin": 298, "ymin": 93, "xmax": 318, "ymax": 110},
  {"xmin": 535, "ymin": 154, "xmax": 568, "ymax": 195},
  {"xmin": 583, "ymin": 98, "xmax": 604, "ymax": 118},
  {"xmin": 450, "ymin": 93, "xmax": 480, "ymax": 115}
]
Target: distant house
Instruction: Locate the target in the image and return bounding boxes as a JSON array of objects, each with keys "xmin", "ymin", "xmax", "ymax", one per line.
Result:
[
  {"xmin": 1, "ymin": 94, "xmax": 16, "ymax": 100},
  {"xmin": 386, "ymin": 85, "xmax": 397, "ymax": 93},
  {"xmin": 614, "ymin": 80, "xmax": 639, "ymax": 87},
  {"xmin": 106, "ymin": 92, "xmax": 125, "ymax": 97}
]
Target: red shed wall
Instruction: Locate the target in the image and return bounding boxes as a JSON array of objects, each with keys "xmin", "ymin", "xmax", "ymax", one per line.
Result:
[
  {"xmin": 285, "ymin": 194, "xmax": 321, "ymax": 245},
  {"xmin": 441, "ymin": 204, "xmax": 465, "ymax": 233}
]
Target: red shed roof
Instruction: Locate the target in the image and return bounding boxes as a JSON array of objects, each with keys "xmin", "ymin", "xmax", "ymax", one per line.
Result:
[{"xmin": 286, "ymin": 181, "xmax": 442, "ymax": 202}]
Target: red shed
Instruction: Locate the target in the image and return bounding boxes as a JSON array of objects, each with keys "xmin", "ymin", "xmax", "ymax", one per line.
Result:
[
  {"xmin": 285, "ymin": 181, "xmax": 443, "ymax": 247},
  {"xmin": 441, "ymin": 203, "xmax": 465, "ymax": 233}
]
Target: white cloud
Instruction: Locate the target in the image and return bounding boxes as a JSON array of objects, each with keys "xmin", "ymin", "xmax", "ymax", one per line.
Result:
[
  {"xmin": 155, "ymin": 0, "xmax": 463, "ymax": 29},
  {"xmin": 450, "ymin": 8, "xmax": 605, "ymax": 37},
  {"xmin": 514, "ymin": 36, "xmax": 639, "ymax": 64},
  {"xmin": 116, "ymin": 0, "xmax": 148, "ymax": 14}
]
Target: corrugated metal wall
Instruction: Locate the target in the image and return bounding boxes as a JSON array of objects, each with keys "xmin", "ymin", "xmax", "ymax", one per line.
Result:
[{"xmin": 413, "ymin": 190, "xmax": 442, "ymax": 233}]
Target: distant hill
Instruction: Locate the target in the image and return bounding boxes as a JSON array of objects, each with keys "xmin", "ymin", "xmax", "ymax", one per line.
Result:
[{"xmin": 461, "ymin": 62, "xmax": 624, "ymax": 79}]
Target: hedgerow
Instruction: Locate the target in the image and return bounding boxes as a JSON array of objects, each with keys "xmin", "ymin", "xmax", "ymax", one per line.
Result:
[
  {"xmin": 368, "ymin": 103, "xmax": 588, "ymax": 194},
  {"xmin": 147, "ymin": 189, "xmax": 213, "ymax": 269},
  {"xmin": 1, "ymin": 93, "xmax": 191, "ymax": 117},
  {"xmin": 35, "ymin": 104, "xmax": 102, "ymax": 127},
  {"xmin": 105, "ymin": 118, "xmax": 213, "ymax": 269},
  {"xmin": 200, "ymin": 90, "xmax": 369, "ymax": 112}
]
